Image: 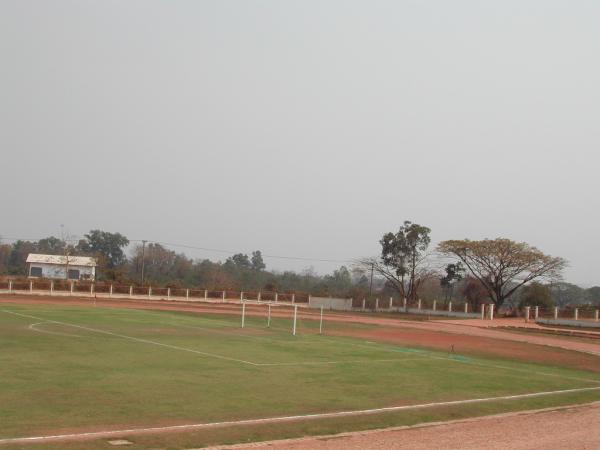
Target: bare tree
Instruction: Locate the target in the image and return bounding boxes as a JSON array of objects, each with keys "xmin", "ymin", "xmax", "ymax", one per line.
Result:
[
  {"xmin": 356, "ymin": 221, "xmax": 434, "ymax": 304},
  {"xmin": 437, "ymin": 238, "xmax": 567, "ymax": 308}
]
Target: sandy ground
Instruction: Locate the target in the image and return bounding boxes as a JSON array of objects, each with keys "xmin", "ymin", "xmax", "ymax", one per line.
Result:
[{"xmin": 207, "ymin": 401, "xmax": 600, "ymax": 450}]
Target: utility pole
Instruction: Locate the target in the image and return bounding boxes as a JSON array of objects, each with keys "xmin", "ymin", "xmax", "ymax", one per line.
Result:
[
  {"xmin": 140, "ymin": 240, "xmax": 147, "ymax": 285},
  {"xmin": 368, "ymin": 262, "xmax": 374, "ymax": 298}
]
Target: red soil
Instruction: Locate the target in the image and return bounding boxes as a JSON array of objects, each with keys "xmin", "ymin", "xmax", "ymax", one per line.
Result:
[
  {"xmin": 210, "ymin": 401, "xmax": 600, "ymax": 450},
  {"xmin": 2, "ymin": 294, "xmax": 600, "ymax": 372}
]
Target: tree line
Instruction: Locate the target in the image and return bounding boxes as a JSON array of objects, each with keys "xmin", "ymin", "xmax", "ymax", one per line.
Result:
[
  {"xmin": 1, "ymin": 224, "xmax": 599, "ymax": 308},
  {"xmin": 0, "ymin": 231, "xmax": 361, "ymax": 296}
]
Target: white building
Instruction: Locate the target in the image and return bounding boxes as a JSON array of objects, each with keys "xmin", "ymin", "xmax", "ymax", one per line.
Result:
[{"xmin": 26, "ymin": 254, "xmax": 97, "ymax": 281}]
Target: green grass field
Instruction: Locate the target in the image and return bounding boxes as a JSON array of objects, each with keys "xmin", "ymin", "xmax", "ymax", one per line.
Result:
[{"xmin": 1, "ymin": 302, "xmax": 600, "ymax": 448}]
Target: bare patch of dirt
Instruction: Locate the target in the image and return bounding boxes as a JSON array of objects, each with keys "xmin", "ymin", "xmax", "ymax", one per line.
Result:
[
  {"xmin": 3, "ymin": 294, "xmax": 600, "ymax": 371},
  {"xmin": 205, "ymin": 401, "xmax": 600, "ymax": 449}
]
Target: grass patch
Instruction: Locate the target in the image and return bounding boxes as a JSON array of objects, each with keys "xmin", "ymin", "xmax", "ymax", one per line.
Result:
[{"xmin": 1, "ymin": 302, "xmax": 599, "ymax": 447}]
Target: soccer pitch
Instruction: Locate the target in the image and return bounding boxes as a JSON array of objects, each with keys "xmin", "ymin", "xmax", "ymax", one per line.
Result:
[{"xmin": 1, "ymin": 302, "xmax": 600, "ymax": 448}]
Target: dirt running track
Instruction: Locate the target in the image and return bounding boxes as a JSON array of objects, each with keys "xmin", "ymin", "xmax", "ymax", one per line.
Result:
[
  {"xmin": 2, "ymin": 294, "xmax": 600, "ymax": 370},
  {"xmin": 206, "ymin": 401, "xmax": 600, "ymax": 450},
  {"xmin": 3, "ymin": 294, "xmax": 600, "ymax": 448}
]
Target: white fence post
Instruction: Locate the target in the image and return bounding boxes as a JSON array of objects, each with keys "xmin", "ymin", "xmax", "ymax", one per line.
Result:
[
  {"xmin": 464, "ymin": 303, "xmax": 468, "ymax": 313},
  {"xmin": 292, "ymin": 293, "xmax": 295, "ymax": 304},
  {"xmin": 148, "ymin": 286, "xmax": 152, "ymax": 298},
  {"xmin": 258, "ymin": 291, "xmax": 262, "ymax": 302},
  {"xmin": 448, "ymin": 301, "xmax": 452, "ymax": 312},
  {"xmin": 186, "ymin": 289, "xmax": 189, "ymax": 300},
  {"xmin": 433, "ymin": 300, "xmax": 437, "ymax": 311},
  {"xmin": 534, "ymin": 306, "xmax": 539, "ymax": 319},
  {"xmin": 241, "ymin": 302, "xmax": 246, "ymax": 328},
  {"xmin": 129, "ymin": 285, "xmax": 133, "ymax": 298},
  {"xmin": 109, "ymin": 284, "xmax": 113, "ymax": 298},
  {"xmin": 267, "ymin": 303, "xmax": 271, "ymax": 328},
  {"xmin": 292, "ymin": 305, "xmax": 298, "ymax": 336},
  {"xmin": 389, "ymin": 297, "xmax": 393, "ymax": 309},
  {"xmin": 362, "ymin": 298, "xmax": 366, "ymax": 311},
  {"xmin": 417, "ymin": 299, "xmax": 421, "ymax": 310},
  {"xmin": 403, "ymin": 298, "xmax": 407, "ymax": 309},
  {"xmin": 8, "ymin": 280, "xmax": 13, "ymax": 292},
  {"xmin": 275, "ymin": 292, "xmax": 279, "ymax": 302},
  {"xmin": 595, "ymin": 310, "xmax": 599, "ymax": 322},
  {"xmin": 481, "ymin": 304, "xmax": 485, "ymax": 320},
  {"xmin": 50, "ymin": 281, "xmax": 54, "ymax": 296},
  {"xmin": 90, "ymin": 283, "xmax": 94, "ymax": 296},
  {"xmin": 525, "ymin": 306, "xmax": 530, "ymax": 323},
  {"xmin": 240, "ymin": 291, "xmax": 244, "ymax": 301},
  {"xmin": 205, "ymin": 289, "xmax": 208, "ymax": 300},
  {"xmin": 574, "ymin": 308, "xmax": 579, "ymax": 320},
  {"xmin": 489, "ymin": 304, "xmax": 495, "ymax": 320},
  {"xmin": 375, "ymin": 298, "xmax": 379, "ymax": 311},
  {"xmin": 30, "ymin": 281, "xmax": 33, "ymax": 293},
  {"xmin": 319, "ymin": 305, "xmax": 324, "ymax": 334},
  {"xmin": 554, "ymin": 306, "xmax": 558, "ymax": 320},
  {"xmin": 222, "ymin": 291, "xmax": 226, "ymax": 302},
  {"xmin": 167, "ymin": 288, "xmax": 171, "ymax": 300}
]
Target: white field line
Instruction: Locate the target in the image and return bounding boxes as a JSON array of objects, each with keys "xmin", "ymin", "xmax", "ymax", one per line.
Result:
[
  {"xmin": 351, "ymin": 341, "xmax": 600, "ymax": 385},
  {"xmin": 436, "ymin": 355, "xmax": 600, "ymax": 385},
  {"xmin": 161, "ymin": 321, "xmax": 340, "ymax": 346},
  {"xmin": 257, "ymin": 358, "xmax": 424, "ymax": 367},
  {"xmin": 204, "ymin": 400, "xmax": 600, "ymax": 450},
  {"xmin": 1, "ymin": 310, "xmax": 260, "ymax": 366},
  {"xmin": 28, "ymin": 322, "xmax": 83, "ymax": 338},
  {"xmin": 2, "ymin": 310, "xmax": 415, "ymax": 368},
  {"xmin": 1, "ymin": 386, "xmax": 599, "ymax": 445}
]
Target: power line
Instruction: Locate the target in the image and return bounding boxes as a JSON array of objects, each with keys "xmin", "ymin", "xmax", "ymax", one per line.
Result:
[
  {"xmin": 0, "ymin": 236, "xmax": 355, "ymax": 265},
  {"xmin": 135, "ymin": 240, "xmax": 354, "ymax": 264}
]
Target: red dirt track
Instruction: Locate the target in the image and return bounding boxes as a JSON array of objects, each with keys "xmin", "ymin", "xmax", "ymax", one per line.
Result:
[
  {"xmin": 209, "ymin": 401, "xmax": 600, "ymax": 450},
  {"xmin": 3, "ymin": 293, "xmax": 600, "ymax": 449},
  {"xmin": 3, "ymin": 293, "xmax": 600, "ymax": 372}
]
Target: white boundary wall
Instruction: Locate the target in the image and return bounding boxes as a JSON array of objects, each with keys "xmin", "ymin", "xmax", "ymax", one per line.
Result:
[
  {"xmin": 536, "ymin": 318, "xmax": 600, "ymax": 329},
  {"xmin": 308, "ymin": 297, "xmax": 353, "ymax": 311},
  {"xmin": 403, "ymin": 307, "xmax": 481, "ymax": 319},
  {"xmin": 0, "ymin": 285, "xmax": 303, "ymax": 307}
]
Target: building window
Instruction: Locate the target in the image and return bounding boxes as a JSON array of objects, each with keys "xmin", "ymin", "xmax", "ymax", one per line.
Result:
[
  {"xmin": 30, "ymin": 267, "xmax": 43, "ymax": 277},
  {"xmin": 67, "ymin": 269, "xmax": 80, "ymax": 280}
]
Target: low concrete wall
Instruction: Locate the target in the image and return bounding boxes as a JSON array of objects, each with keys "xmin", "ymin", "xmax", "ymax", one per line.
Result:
[
  {"xmin": 351, "ymin": 306, "xmax": 480, "ymax": 319},
  {"xmin": 536, "ymin": 318, "xmax": 600, "ymax": 329},
  {"xmin": 405, "ymin": 308, "xmax": 481, "ymax": 319},
  {"xmin": 0, "ymin": 288, "xmax": 300, "ymax": 306},
  {"xmin": 308, "ymin": 297, "xmax": 353, "ymax": 311}
]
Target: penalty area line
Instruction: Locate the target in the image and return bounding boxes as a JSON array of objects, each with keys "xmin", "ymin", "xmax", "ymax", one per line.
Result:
[
  {"xmin": 1, "ymin": 386, "xmax": 599, "ymax": 445},
  {"xmin": 2, "ymin": 310, "xmax": 421, "ymax": 368},
  {"xmin": 1, "ymin": 309, "xmax": 260, "ymax": 366}
]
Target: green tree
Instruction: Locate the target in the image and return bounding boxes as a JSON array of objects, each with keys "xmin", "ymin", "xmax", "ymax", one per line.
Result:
[
  {"xmin": 461, "ymin": 276, "xmax": 488, "ymax": 311},
  {"xmin": 323, "ymin": 266, "xmax": 352, "ymax": 295},
  {"xmin": 0, "ymin": 243, "xmax": 12, "ymax": 274},
  {"xmin": 549, "ymin": 282, "xmax": 585, "ymax": 308},
  {"xmin": 226, "ymin": 253, "xmax": 252, "ymax": 270},
  {"xmin": 440, "ymin": 262, "xmax": 464, "ymax": 301},
  {"xmin": 518, "ymin": 282, "xmax": 555, "ymax": 310},
  {"xmin": 77, "ymin": 230, "xmax": 129, "ymax": 279},
  {"xmin": 586, "ymin": 286, "xmax": 600, "ymax": 305},
  {"xmin": 8, "ymin": 240, "xmax": 37, "ymax": 275},
  {"xmin": 361, "ymin": 221, "xmax": 432, "ymax": 302},
  {"xmin": 438, "ymin": 238, "xmax": 566, "ymax": 309},
  {"xmin": 251, "ymin": 250, "xmax": 266, "ymax": 271},
  {"xmin": 36, "ymin": 236, "xmax": 66, "ymax": 254}
]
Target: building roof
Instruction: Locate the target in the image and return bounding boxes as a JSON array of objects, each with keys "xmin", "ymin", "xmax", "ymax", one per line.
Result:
[{"xmin": 26, "ymin": 254, "xmax": 97, "ymax": 267}]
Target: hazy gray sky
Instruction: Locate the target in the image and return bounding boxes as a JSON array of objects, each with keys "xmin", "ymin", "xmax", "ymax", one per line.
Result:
[{"xmin": 1, "ymin": 1, "xmax": 599, "ymax": 285}]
